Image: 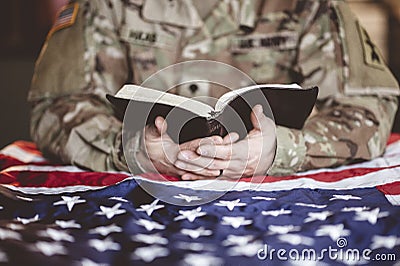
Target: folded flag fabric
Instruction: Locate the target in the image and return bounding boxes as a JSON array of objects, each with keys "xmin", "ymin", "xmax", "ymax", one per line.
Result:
[{"xmin": 0, "ymin": 136, "xmax": 399, "ymax": 265}]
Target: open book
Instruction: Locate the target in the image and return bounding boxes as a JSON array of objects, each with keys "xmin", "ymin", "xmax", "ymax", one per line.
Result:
[{"xmin": 107, "ymin": 84, "xmax": 318, "ymax": 143}]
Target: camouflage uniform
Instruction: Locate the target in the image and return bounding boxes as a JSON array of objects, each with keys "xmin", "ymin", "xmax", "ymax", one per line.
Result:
[{"xmin": 29, "ymin": 0, "xmax": 399, "ymax": 176}]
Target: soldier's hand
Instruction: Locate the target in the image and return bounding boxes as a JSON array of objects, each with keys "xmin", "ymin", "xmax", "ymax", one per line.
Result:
[
  {"xmin": 175, "ymin": 105, "xmax": 276, "ymax": 180},
  {"xmin": 136, "ymin": 116, "xmax": 223, "ymax": 178}
]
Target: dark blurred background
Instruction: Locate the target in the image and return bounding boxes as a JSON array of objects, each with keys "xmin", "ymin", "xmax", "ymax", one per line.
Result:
[
  {"xmin": 0, "ymin": 0, "xmax": 64, "ymax": 148},
  {"xmin": 0, "ymin": 0, "xmax": 400, "ymax": 148}
]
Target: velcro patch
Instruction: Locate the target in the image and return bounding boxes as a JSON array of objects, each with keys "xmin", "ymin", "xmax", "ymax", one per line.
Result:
[
  {"xmin": 120, "ymin": 26, "xmax": 173, "ymax": 49},
  {"xmin": 357, "ymin": 21, "xmax": 385, "ymax": 70},
  {"xmin": 47, "ymin": 3, "xmax": 79, "ymax": 39},
  {"xmin": 231, "ymin": 31, "xmax": 298, "ymax": 53}
]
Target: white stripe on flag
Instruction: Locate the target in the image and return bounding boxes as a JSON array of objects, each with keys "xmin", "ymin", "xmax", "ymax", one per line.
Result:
[
  {"xmin": 0, "ymin": 145, "xmax": 45, "ymax": 163},
  {"xmin": 384, "ymin": 194, "xmax": 400, "ymax": 206}
]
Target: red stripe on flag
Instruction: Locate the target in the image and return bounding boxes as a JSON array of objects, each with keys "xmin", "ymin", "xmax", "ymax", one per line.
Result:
[
  {"xmin": 377, "ymin": 181, "xmax": 400, "ymax": 195},
  {"xmin": 0, "ymin": 170, "xmax": 130, "ymax": 188},
  {"xmin": 240, "ymin": 165, "xmax": 400, "ymax": 183},
  {"xmin": 12, "ymin": 141, "xmax": 43, "ymax": 156},
  {"xmin": 142, "ymin": 164, "xmax": 400, "ymax": 184},
  {"xmin": 0, "ymin": 155, "xmax": 49, "ymax": 170},
  {"xmin": 387, "ymin": 133, "xmax": 400, "ymax": 145}
]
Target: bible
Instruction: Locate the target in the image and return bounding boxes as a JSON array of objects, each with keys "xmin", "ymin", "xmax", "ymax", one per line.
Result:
[{"xmin": 107, "ymin": 84, "xmax": 318, "ymax": 143}]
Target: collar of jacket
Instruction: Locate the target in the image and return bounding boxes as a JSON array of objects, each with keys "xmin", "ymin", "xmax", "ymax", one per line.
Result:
[
  {"xmin": 140, "ymin": 0, "xmax": 214, "ymax": 28},
  {"xmin": 139, "ymin": 0, "xmax": 262, "ymax": 32}
]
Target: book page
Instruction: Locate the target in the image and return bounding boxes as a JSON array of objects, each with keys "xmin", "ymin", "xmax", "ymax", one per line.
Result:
[
  {"xmin": 215, "ymin": 83, "xmax": 302, "ymax": 112},
  {"xmin": 116, "ymin": 85, "xmax": 214, "ymax": 117}
]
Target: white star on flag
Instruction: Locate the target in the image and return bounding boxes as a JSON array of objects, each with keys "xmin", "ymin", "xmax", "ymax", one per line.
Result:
[
  {"xmin": 89, "ymin": 237, "xmax": 121, "ymax": 252},
  {"xmin": 176, "ymin": 242, "xmax": 216, "ymax": 252},
  {"xmin": 181, "ymin": 253, "xmax": 223, "ymax": 266},
  {"xmin": 329, "ymin": 194, "xmax": 361, "ymax": 201},
  {"xmin": 370, "ymin": 235, "xmax": 400, "ymax": 249},
  {"xmin": 354, "ymin": 207, "xmax": 389, "ymax": 225},
  {"xmin": 222, "ymin": 235, "xmax": 255, "ymax": 246},
  {"xmin": 315, "ymin": 224, "xmax": 350, "ymax": 241},
  {"xmin": 173, "ymin": 194, "xmax": 202, "ymax": 203},
  {"xmin": 0, "ymin": 228, "xmax": 21, "ymax": 240},
  {"xmin": 214, "ymin": 199, "xmax": 246, "ymax": 211},
  {"xmin": 95, "ymin": 203, "xmax": 126, "ymax": 219},
  {"xmin": 335, "ymin": 256, "xmax": 368, "ymax": 266},
  {"xmin": 277, "ymin": 234, "xmax": 315, "ymax": 246},
  {"xmin": 109, "ymin": 196, "xmax": 129, "ymax": 203},
  {"xmin": 16, "ymin": 195, "xmax": 34, "ymax": 202},
  {"xmin": 89, "ymin": 224, "xmax": 122, "ymax": 236},
  {"xmin": 54, "ymin": 196, "xmax": 86, "ymax": 212},
  {"xmin": 181, "ymin": 227, "xmax": 212, "ymax": 239},
  {"xmin": 262, "ymin": 208, "xmax": 292, "ymax": 217},
  {"xmin": 132, "ymin": 233, "xmax": 168, "ymax": 245},
  {"xmin": 38, "ymin": 228, "xmax": 74, "ymax": 242},
  {"xmin": 55, "ymin": 220, "xmax": 81, "ymax": 229},
  {"xmin": 304, "ymin": 211, "xmax": 333, "ymax": 223},
  {"xmin": 228, "ymin": 241, "xmax": 264, "ymax": 257},
  {"xmin": 221, "ymin": 216, "xmax": 252, "ymax": 229},
  {"xmin": 251, "ymin": 196, "xmax": 276, "ymax": 201},
  {"xmin": 268, "ymin": 225, "xmax": 301, "ymax": 235},
  {"xmin": 34, "ymin": 241, "xmax": 67, "ymax": 256},
  {"xmin": 79, "ymin": 258, "xmax": 108, "ymax": 266},
  {"xmin": 131, "ymin": 245, "xmax": 169, "ymax": 262},
  {"xmin": 137, "ymin": 199, "xmax": 164, "ymax": 216},
  {"xmin": 6, "ymin": 223, "xmax": 24, "ymax": 231},
  {"xmin": 174, "ymin": 207, "xmax": 206, "ymax": 222},
  {"xmin": 289, "ymin": 258, "xmax": 330, "ymax": 266},
  {"xmin": 295, "ymin": 203, "xmax": 327, "ymax": 209},
  {"xmin": 136, "ymin": 219, "xmax": 166, "ymax": 231},
  {"xmin": 341, "ymin": 206, "xmax": 370, "ymax": 212},
  {"xmin": 16, "ymin": 214, "xmax": 40, "ymax": 225}
]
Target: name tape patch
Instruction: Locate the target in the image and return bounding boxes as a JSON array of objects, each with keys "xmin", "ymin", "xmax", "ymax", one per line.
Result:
[{"xmin": 231, "ymin": 31, "xmax": 298, "ymax": 53}]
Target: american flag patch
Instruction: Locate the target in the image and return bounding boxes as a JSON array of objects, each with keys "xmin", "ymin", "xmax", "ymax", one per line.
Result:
[{"xmin": 48, "ymin": 3, "xmax": 79, "ymax": 39}]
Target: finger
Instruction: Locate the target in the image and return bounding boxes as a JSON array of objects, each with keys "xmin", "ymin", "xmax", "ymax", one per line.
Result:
[
  {"xmin": 181, "ymin": 173, "xmax": 218, "ymax": 181},
  {"xmin": 222, "ymin": 132, "xmax": 239, "ymax": 144},
  {"xmin": 197, "ymin": 144, "xmax": 233, "ymax": 160},
  {"xmin": 219, "ymin": 168, "xmax": 246, "ymax": 180},
  {"xmin": 177, "ymin": 150, "xmax": 231, "ymax": 170},
  {"xmin": 175, "ymin": 160, "xmax": 221, "ymax": 176},
  {"xmin": 171, "ymin": 167, "xmax": 190, "ymax": 177},
  {"xmin": 180, "ymin": 135, "xmax": 223, "ymax": 151}
]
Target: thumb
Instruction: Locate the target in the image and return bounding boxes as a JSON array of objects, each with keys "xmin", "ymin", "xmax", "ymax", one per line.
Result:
[
  {"xmin": 144, "ymin": 116, "xmax": 168, "ymax": 140},
  {"xmin": 250, "ymin": 104, "xmax": 265, "ymax": 131},
  {"xmin": 155, "ymin": 116, "xmax": 168, "ymax": 136}
]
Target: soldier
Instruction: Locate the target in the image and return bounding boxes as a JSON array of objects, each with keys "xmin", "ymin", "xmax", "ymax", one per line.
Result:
[{"xmin": 29, "ymin": 0, "xmax": 399, "ymax": 179}]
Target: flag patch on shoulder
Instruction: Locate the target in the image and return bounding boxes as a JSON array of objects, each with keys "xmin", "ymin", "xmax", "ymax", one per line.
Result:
[{"xmin": 48, "ymin": 3, "xmax": 79, "ymax": 39}]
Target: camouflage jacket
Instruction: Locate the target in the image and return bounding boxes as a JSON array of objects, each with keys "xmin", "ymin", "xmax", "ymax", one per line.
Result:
[{"xmin": 29, "ymin": 0, "xmax": 399, "ymax": 176}]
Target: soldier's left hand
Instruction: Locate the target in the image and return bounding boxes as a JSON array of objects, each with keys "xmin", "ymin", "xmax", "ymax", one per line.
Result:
[{"xmin": 175, "ymin": 105, "xmax": 276, "ymax": 180}]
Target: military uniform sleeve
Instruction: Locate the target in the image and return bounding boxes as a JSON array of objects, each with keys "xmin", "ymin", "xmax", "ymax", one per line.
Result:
[
  {"xmin": 29, "ymin": 0, "xmax": 142, "ymax": 173},
  {"xmin": 268, "ymin": 0, "xmax": 399, "ymax": 176}
]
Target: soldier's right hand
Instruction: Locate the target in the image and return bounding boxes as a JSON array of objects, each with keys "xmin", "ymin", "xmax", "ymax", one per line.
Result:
[{"xmin": 136, "ymin": 116, "xmax": 222, "ymax": 178}]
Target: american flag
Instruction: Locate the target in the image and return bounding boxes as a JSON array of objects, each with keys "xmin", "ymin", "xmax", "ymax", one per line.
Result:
[
  {"xmin": 0, "ymin": 135, "xmax": 400, "ymax": 265},
  {"xmin": 48, "ymin": 3, "xmax": 79, "ymax": 38}
]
